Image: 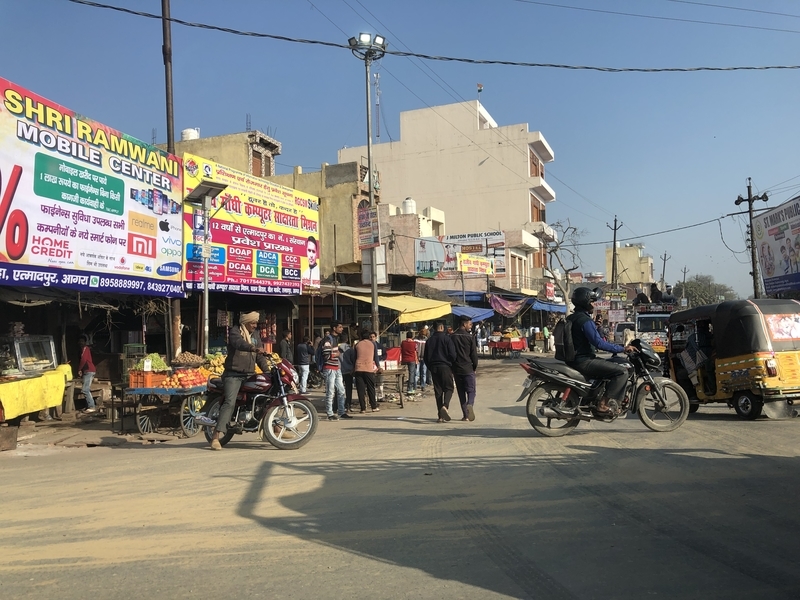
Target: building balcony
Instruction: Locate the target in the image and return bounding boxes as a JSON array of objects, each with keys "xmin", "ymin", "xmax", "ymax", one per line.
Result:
[
  {"xmin": 507, "ymin": 275, "xmax": 548, "ymax": 295},
  {"xmin": 504, "ymin": 229, "xmax": 540, "ymax": 252},
  {"xmin": 524, "ymin": 221, "xmax": 557, "ymax": 243},
  {"xmin": 529, "ymin": 131, "xmax": 554, "ymax": 163},
  {"xmin": 530, "ymin": 177, "xmax": 555, "ymax": 202}
]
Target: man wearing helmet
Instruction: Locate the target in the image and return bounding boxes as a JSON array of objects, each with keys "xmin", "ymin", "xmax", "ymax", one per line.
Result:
[{"xmin": 567, "ymin": 287, "xmax": 636, "ymax": 413}]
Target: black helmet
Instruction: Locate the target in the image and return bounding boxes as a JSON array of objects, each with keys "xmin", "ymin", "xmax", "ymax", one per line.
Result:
[{"xmin": 571, "ymin": 287, "xmax": 598, "ymax": 311}]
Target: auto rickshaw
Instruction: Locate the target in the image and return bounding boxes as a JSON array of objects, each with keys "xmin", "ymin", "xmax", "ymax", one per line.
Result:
[{"xmin": 667, "ymin": 299, "xmax": 800, "ymax": 420}]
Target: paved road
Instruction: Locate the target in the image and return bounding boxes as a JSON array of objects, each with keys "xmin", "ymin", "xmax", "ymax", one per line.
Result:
[{"xmin": 3, "ymin": 359, "xmax": 800, "ymax": 599}]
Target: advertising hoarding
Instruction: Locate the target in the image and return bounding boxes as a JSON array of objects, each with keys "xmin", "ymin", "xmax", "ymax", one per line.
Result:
[
  {"xmin": 357, "ymin": 206, "xmax": 380, "ymax": 250},
  {"xmin": 456, "ymin": 253, "xmax": 493, "ymax": 275},
  {"xmin": 0, "ymin": 77, "xmax": 184, "ymax": 296},
  {"xmin": 754, "ymin": 198, "xmax": 800, "ymax": 294},
  {"xmin": 182, "ymin": 153, "xmax": 320, "ymax": 295},
  {"xmin": 415, "ymin": 231, "xmax": 505, "ymax": 279}
]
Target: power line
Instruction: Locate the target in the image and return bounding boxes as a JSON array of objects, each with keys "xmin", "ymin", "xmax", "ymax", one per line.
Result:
[
  {"xmin": 65, "ymin": 0, "xmax": 800, "ymax": 73},
  {"xmin": 510, "ymin": 0, "xmax": 800, "ymax": 35},
  {"xmin": 662, "ymin": 0, "xmax": 800, "ymax": 20}
]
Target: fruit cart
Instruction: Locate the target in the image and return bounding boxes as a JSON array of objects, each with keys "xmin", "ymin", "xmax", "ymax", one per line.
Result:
[{"xmin": 487, "ymin": 336, "xmax": 527, "ymax": 359}]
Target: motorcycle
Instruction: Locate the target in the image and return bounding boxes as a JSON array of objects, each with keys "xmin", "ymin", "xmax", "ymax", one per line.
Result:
[
  {"xmin": 516, "ymin": 339, "xmax": 689, "ymax": 437},
  {"xmin": 199, "ymin": 356, "xmax": 318, "ymax": 449}
]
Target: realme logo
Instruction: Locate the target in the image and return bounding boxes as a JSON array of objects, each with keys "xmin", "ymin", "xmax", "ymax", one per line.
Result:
[
  {"xmin": 128, "ymin": 212, "xmax": 157, "ymax": 236},
  {"xmin": 128, "ymin": 233, "xmax": 156, "ymax": 258}
]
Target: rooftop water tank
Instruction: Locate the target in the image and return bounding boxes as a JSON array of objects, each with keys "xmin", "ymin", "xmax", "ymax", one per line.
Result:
[
  {"xmin": 181, "ymin": 127, "xmax": 200, "ymax": 141},
  {"xmin": 402, "ymin": 197, "xmax": 416, "ymax": 215}
]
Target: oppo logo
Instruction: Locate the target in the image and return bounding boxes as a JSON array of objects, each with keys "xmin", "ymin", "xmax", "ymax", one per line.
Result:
[{"xmin": 160, "ymin": 248, "xmax": 181, "ymax": 257}]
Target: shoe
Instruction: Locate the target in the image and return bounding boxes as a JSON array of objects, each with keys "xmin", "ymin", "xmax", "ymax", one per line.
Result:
[
  {"xmin": 210, "ymin": 438, "xmax": 222, "ymax": 451},
  {"xmin": 83, "ymin": 407, "xmax": 97, "ymax": 414},
  {"xmin": 340, "ymin": 413, "xmax": 353, "ymax": 419},
  {"xmin": 372, "ymin": 407, "xmax": 380, "ymax": 412},
  {"xmin": 195, "ymin": 414, "xmax": 216, "ymax": 426},
  {"xmin": 360, "ymin": 409, "xmax": 367, "ymax": 414},
  {"xmin": 327, "ymin": 415, "xmax": 339, "ymax": 421},
  {"xmin": 594, "ymin": 399, "xmax": 612, "ymax": 414},
  {"xmin": 436, "ymin": 418, "xmax": 443, "ymax": 423},
  {"xmin": 438, "ymin": 405, "xmax": 451, "ymax": 422},
  {"xmin": 460, "ymin": 417, "xmax": 469, "ymax": 421},
  {"xmin": 467, "ymin": 405, "xmax": 475, "ymax": 421}
]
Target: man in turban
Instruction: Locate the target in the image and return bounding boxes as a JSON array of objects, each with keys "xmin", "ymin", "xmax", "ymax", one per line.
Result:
[{"xmin": 207, "ymin": 310, "xmax": 270, "ymax": 450}]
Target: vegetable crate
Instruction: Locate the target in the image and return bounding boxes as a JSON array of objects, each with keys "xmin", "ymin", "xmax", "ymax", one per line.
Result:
[
  {"xmin": 127, "ymin": 370, "xmax": 169, "ymax": 388},
  {"xmin": 123, "ymin": 344, "xmax": 148, "ymax": 386}
]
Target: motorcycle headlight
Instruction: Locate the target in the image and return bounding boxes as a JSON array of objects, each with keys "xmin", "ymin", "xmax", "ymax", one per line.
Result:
[{"xmin": 292, "ymin": 370, "xmax": 299, "ymax": 384}]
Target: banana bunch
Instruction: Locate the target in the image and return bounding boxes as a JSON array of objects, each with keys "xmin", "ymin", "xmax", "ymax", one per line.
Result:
[{"xmin": 204, "ymin": 352, "xmax": 226, "ymax": 375}]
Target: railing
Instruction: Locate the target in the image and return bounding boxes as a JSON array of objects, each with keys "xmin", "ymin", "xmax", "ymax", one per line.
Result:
[{"xmin": 508, "ymin": 275, "xmax": 549, "ymax": 293}]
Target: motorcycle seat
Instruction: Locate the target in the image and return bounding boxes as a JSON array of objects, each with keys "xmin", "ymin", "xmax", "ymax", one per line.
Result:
[{"xmin": 530, "ymin": 359, "xmax": 588, "ymax": 383}]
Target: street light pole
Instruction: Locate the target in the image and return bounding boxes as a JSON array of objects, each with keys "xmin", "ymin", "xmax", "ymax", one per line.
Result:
[
  {"xmin": 736, "ymin": 177, "xmax": 768, "ymax": 299},
  {"xmin": 202, "ymin": 195, "xmax": 210, "ymax": 356},
  {"xmin": 349, "ymin": 33, "xmax": 387, "ymax": 336}
]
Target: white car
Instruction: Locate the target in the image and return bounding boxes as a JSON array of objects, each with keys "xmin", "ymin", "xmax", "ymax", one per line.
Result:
[{"xmin": 613, "ymin": 322, "xmax": 635, "ymax": 344}]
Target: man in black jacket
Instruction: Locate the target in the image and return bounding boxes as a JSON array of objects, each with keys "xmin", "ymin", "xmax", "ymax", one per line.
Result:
[
  {"xmin": 205, "ymin": 311, "xmax": 270, "ymax": 450},
  {"xmin": 277, "ymin": 329, "xmax": 293, "ymax": 364},
  {"xmin": 423, "ymin": 321, "xmax": 457, "ymax": 422},
  {"xmin": 451, "ymin": 315, "xmax": 479, "ymax": 421}
]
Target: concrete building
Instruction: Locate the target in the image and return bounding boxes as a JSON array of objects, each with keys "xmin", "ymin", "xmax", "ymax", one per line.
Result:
[
  {"xmin": 167, "ymin": 129, "xmax": 281, "ymax": 178},
  {"xmin": 606, "ymin": 243, "xmax": 654, "ymax": 288},
  {"xmin": 338, "ymin": 101, "xmax": 556, "ymax": 295}
]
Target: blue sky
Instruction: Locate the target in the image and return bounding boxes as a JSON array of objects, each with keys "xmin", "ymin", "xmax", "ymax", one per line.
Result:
[{"xmin": 3, "ymin": 0, "xmax": 800, "ymax": 297}]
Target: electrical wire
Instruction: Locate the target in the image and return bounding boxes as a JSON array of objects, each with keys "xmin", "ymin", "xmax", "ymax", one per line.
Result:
[
  {"xmin": 661, "ymin": 0, "xmax": 800, "ymax": 20},
  {"xmin": 65, "ymin": 0, "xmax": 800, "ymax": 72},
  {"xmin": 510, "ymin": 0, "xmax": 800, "ymax": 35}
]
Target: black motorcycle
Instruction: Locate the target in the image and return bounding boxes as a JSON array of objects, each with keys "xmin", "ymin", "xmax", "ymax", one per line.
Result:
[{"xmin": 516, "ymin": 339, "xmax": 689, "ymax": 437}]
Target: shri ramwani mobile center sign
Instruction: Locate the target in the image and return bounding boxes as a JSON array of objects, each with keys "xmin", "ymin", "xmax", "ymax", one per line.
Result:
[{"xmin": 0, "ymin": 77, "xmax": 184, "ymax": 297}]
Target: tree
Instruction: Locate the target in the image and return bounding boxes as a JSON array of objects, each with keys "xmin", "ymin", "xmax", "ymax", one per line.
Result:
[
  {"xmin": 543, "ymin": 219, "xmax": 585, "ymax": 307},
  {"xmin": 673, "ymin": 274, "xmax": 738, "ymax": 307}
]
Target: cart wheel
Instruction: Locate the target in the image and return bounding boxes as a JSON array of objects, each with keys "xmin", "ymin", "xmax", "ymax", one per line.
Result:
[
  {"xmin": 136, "ymin": 395, "xmax": 163, "ymax": 435},
  {"xmin": 180, "ymin": 394, "xmax": 205, "ymax": 438},
  {"xmin": 491, "ymin": 348, "xmax": 498, "ymax": 360}
]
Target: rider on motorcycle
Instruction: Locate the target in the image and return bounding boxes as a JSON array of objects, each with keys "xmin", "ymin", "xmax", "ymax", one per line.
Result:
[
  {"xmin": 567, "ymin": 287, "xmax": 636, "ymax": 414},
  {"xmin": 209, "ymin": 310, "xmax": 271, "ymax": 450}
]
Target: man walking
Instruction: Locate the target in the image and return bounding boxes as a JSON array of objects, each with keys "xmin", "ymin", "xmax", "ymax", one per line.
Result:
[
  {"xmin": 322, "ymin": 320, "xmax": 351, "ymax": 421},
  {"xmin": 415, "ymin": 326, "xmax": 429, "ymax": 393},
  {"xmin": 451, "ymin": 314, "xmax": 479, "ymax": 421},
  {"xmin": 424, "ymin": 321, "xmax": 457, "ymax": 422}
]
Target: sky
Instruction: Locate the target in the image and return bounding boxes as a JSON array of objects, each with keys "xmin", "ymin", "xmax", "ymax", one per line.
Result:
[{"xmin": 3, "ymin": 0, "xmax": 800, "ymax": 298}]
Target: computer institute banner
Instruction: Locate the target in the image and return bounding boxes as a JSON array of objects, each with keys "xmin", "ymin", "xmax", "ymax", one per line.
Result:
[
  {"xmin": 182, "ymin": 153, "xmax": 320, "ymax": 295},
  {"xmin": 0, "ymin": 77, "xmax": 184, "ymax": 297}
]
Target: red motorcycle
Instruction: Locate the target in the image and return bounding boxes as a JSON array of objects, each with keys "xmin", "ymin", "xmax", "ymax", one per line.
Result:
[{"xmin": 199, "ymin": 357, "xmax": 318, "ymax": 450}]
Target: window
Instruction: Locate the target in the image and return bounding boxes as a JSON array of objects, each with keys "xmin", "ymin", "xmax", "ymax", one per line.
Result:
[
  {"xmin": 252, "ymin": 150, "xmax": 263, "ymax": 177},
  {"xmin": 529, "ymin": 148, "xmax": 544, "ymax": 178}
]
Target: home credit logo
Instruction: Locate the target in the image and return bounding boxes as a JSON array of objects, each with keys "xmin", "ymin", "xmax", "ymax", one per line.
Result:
[{"xmin": 128, "ymin": 233, "xmax": 156, "ymax": 258}]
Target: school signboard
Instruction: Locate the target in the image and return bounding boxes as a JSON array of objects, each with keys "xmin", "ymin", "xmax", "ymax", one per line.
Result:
[
  {"xmin": 415, "ymin": 231, "xmax": 505, "ymax": 280},
  {"xmin": 753, "ymin": 197, "xmax": 800, "ymax": 294},
  {"xmin": 0, "ymin": 77, "xmax": 184, "ymax": 296}
]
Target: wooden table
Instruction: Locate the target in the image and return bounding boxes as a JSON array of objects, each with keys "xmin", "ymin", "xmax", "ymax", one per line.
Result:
[{"xmin": 379, "ymin": 369, "xmax": 407, "ymax": 408}]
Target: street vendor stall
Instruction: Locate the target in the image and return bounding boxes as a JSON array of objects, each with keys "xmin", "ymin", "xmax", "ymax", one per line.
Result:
[{"xmin": 488, "ymin": 329, "xmax": 528, "ymax": 359}]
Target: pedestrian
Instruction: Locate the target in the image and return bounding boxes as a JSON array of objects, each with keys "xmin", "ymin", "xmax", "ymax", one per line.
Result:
[
  {"xmin": 296, "ymin": 336, "xmax": 313, "ymax": 393},
  {"xmin": 338, "ymin": 329, "xmax": 356, "ymax": 412},
  {"xmin": 446, "ymin": 325, "xmax": 454, "ymax": 335},
  {"xmin": 451, "ymin": 314, "xmax": 479, "ymax": 421},
  {"xmin": 370, "ymin": 331, "xmax": 386, "ymax": 401},
  {"xmin": 424, "ymin": 321, "xmax": 457, "ymax": 422},
  {"xmin": 415, "ymin": 326, "xmax": 429, "ymax": 393},
  {"xmin": 401, "ymin": 331, "xmax": 419, "ymax": 396},
  {"xmin": 77, "ymin": 334, "xmax": 97, "ymax": 414},
  {"xmin": 542, "ymin": 324, "xmax": 550, "ymax": 353},
  {"xmin": 277, "ymin": 328, "xmax": 293, "ymax": 363},
  {"xmin": 203, "ymin": 310, "xmax": 271, "ymax": 450},
  {"xmin": 322, "ymin": 320, "xmax": 351, "ymax": 421},
  {"xmin": 354, "ymin": 329, "xmax": 381, "ymax": 412}
]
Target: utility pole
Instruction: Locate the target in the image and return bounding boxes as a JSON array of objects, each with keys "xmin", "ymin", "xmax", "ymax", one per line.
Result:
[
  {"xmin": 681, "ymin": 266, "xmax": 689, "ymax": 299},
  {"xmin": 735, "ymin": 177, "xmax": 768, "ymax": 299},
  {"xmin": 607, "ymin": 216, "xmax": 622, "ymax": 289},
  {"xmin": 659, "ymin": 252, "xmax": 671, "ymax": 289}
]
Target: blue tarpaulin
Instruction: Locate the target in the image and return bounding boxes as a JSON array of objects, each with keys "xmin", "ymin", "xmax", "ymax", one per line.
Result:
[
  {"xmin": 529, "ymin": 299, "xmax": 567, "ymax": 313},
  {"xmin": 446, "ymin": 291, "xmax": 485, "ymax": 302},
  {"xmin": 451, "ymin": 306, "xmax": 495, "ymax": 322}
]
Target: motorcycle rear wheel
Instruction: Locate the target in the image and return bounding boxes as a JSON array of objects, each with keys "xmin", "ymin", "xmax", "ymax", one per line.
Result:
[
  {"xmin": 637, "ymin": 379, "xmax": 689, "ymax": 432},
  {"xmin": 202, "ymin": 399, "xmax": 236, "ymax": 446},
  {"xmin": 259, "ymin": 398, "xmax": 319, "ymax": 450},
  {"xmin": 526, "ymin": 383, "xmax": 580, "ymax": 437}
]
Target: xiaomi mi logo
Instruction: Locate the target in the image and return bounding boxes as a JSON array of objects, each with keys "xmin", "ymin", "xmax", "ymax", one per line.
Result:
[{"xmin": 128, "ymin": 233, "xmax": 156, "ymax": 258}]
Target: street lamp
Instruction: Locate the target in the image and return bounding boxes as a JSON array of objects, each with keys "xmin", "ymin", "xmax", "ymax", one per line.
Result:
[
  {"xmin": 735, "ymin": 177, "xmax": 768, "ymax": 299},
  {"xmin": 349, "ymin": 32, "xmax": 387, "ymax": 336},
  {"xmin": 184, "ymin": 180, "xmax": 228, "ymax": 355}
]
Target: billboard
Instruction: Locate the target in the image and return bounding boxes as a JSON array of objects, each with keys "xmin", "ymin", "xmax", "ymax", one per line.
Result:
[
  {"xmin": 415, "ymin": 231, "xmax": 505, "ymax": 279},
  {"xmin": 457, "ymin": 253, "xmax": 493, "ymax": 275},
  {"xmin": 182, "ymin": 153, "xmax": 320, "ymax": 295},
  {"xmin": 754, "ymin": 198, "xmax": 800, "ymax": 294},
  {"xmin": 357, "ymin": 206, "xmax": 380, "ymax": 250},
  {"xmin": 0, "ymin": 77, "xmax": 184, "ymax": 296}
]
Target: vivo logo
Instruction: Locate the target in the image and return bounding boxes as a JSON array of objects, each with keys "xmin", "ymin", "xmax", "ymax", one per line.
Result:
[{"xmin": 161, "ymin": 236, "xmax": 181, "ymax": 247}]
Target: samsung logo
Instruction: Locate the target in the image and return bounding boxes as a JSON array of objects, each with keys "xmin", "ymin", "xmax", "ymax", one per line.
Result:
[{"xmin": 157, "ymin": 262, "xmax": 181, "ymax": 276}]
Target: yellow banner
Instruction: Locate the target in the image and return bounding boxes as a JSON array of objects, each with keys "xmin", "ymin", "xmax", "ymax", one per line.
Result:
[{"xmin": 457, "ymin": 253, "xmax": 493, "ymax": 275}]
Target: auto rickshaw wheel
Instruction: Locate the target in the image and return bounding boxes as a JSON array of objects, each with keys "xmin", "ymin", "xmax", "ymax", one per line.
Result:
[
  {"xmin": 689, "ymin": 403, "xmax": 700, "ymax": 414},
  {"xmin": 732, "ymin": 392, "xmax": 763, "ymax": 420}
]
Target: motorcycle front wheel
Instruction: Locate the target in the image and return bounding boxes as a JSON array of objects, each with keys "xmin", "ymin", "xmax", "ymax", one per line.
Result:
[
  {"xmin": 526, "ymin": 383, "xmax": 580, "ymax": 437},
  {"xmin": 259, "ymin": 398, "xmax": 319, "ymax": 450},
  {"xmin": 637, "ymin": 379, "xmax": 690, "ymax": 432},
  {"xmin": 202, "ymin": 399, "xmax": 236, "ymax": 446}
]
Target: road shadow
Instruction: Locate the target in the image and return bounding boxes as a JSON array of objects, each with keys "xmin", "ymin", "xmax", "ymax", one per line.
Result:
[{"xmin": 232, "ymin": 444, "xmax": 800, "ymax": 599}]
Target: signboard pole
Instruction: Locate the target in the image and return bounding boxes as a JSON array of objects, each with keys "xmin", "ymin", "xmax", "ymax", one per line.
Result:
[{"xmin": 203, "ymin": 196, "xmax": 210, "ymax": 356}]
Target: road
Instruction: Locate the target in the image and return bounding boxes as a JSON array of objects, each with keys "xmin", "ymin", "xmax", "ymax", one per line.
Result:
[{"xmin": 3, "ymin": 359, "xmax": 800, "ymax": 599}]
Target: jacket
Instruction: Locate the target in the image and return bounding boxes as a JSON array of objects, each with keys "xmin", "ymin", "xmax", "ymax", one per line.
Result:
[
  {"xmin": 567, "ymin": 310, "xmax": 625, "ymax": 363},
  {"xmin": 354, "ymin": 339, "xmax": 379, "ymax": 373},
  {"xmin": 423, "ymin": 330, "xmax": 457, "ymax": 368},
  {"xmin": 277, "ymin": 338, "xmax": 294, "ymax": 363},
  {"xmin": 450, "ymin": 327, "xmax": 478, "ymax": 374},
  {"xmin": 223, "ymin": 326, "xmax": 262, "ymax": 374},
  {"xmin": 400, "ymin": 339, "xmax": 418, "ymax": 364},
  {"xmin": 296, "ymin": 342, "xmax": 312, "ymax": 366}
]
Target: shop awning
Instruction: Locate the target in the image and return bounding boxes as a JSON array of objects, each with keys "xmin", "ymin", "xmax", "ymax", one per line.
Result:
[
  {"xmin": 529, "ymin": 299, "xmax": 567, "ymax": 313},
  {"xmin": 451, "ymin": 306, "xmax": 495, "ymax": 322},
  {"xmin": 339, "ymin": 292, "xmax": 452, "ymax": 324}
]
